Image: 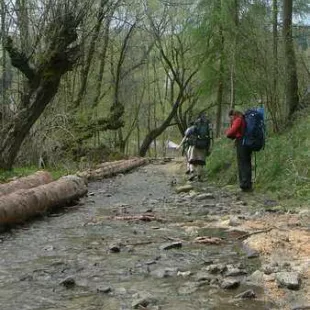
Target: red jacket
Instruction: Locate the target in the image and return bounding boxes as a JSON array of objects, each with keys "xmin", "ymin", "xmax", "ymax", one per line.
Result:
[{"xmin": 225, "ymin": 115, "xmax": 245, "ymax": 139}]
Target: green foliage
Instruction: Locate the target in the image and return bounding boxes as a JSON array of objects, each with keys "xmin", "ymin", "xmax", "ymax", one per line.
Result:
[
  {"xmin": 207, "ymin": 111, "xmax": 310, "ymax": 201},
  {"xmin": 0, "ymin": 166, "xmax": 39, "ymax": 183}
]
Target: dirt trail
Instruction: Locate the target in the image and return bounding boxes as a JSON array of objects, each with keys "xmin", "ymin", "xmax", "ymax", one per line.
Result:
[{"xmin": 0, "ymin": 159, "xmax": 308, "ymax": 310}]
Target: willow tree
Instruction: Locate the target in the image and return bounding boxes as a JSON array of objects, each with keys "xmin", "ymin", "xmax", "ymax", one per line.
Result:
[{"xmin": 0, "ymin": 1, "xmax": 90, "ymax": 170}]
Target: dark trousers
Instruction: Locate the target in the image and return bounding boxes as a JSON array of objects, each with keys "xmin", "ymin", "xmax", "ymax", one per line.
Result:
[{"xmin": 235, "ymin": 139, "xmax": 252, "ymax": 189}]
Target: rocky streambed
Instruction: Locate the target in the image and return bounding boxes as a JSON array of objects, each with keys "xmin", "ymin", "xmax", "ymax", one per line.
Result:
[{"xmin": 0, "ymin": 159, "xmax": 309, "ymax": 310}]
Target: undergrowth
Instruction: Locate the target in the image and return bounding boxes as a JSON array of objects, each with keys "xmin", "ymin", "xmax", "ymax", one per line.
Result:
[{"xmin": 206, "ymin": 113, "xmax": 310, "ymax": 202}]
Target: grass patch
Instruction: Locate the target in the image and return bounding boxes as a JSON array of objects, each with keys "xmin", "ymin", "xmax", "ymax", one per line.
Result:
[
  {"xmin": 0, "ymin": 165, "xmax": 77, "ymax": 183},
  {"xmin": 206, "ymin": 113, "xmax": 310, "ymax": 203}
]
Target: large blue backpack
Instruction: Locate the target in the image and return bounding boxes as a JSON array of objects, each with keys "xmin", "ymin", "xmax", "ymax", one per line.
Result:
[{"xmin": 243, "ymin": 108, "xmax": 265, "ymax": 152}]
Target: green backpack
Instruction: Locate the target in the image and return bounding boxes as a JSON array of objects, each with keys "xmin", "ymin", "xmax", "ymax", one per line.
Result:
[{"xmin": 187, "ymin": 120, "xmax": 212, "ymax": 150}]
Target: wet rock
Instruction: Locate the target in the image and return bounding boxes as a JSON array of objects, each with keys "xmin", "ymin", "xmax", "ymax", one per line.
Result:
[
  {"xmin": 201, "ymin": 203, "xmax": 216, "ymax": 208},
  {"xmin": 195, "ymin": 193, "xmax": 215, "ymax": 201},
  {"xmin": 97, "ymin": 286, "xmax": 112, "ymax": 293},
  {"xmin": 195, "ymin": 272, "xmax": 213, "ymax": 282},
  {"xmin": 109, "ymin": 244, "xmax": 121, "ymax": 253},
  {"xmin": 235, "ymin": 289, "xmax": 256, "ymax": 299},
  {"xmin": 224, "ymin": 267, "xmax": 247, "ymax": 277},
  {"xmin": 175, "ymin": 185, "xmax": 194, "ymax": 194},
  {"xmin": 159, "ymin": 241, "xmax": 182, "ymax": 250},
  {"xmin": 243, "ymin": 243, "xmax": 259, "ymax": 258},
  {"xmin": 151, "ymin": 267, "xmax": 179, "ymax": 278},
  {"xmin": 210, "ymin": 278, "xmax": 220, "ymax": 286},
  {"xmin": 247, "ymin": 270, "xmax": 264, "ymax": 285},
  {"xmin": 220, "ymin": 278, "xmax": 240, "ymax": 289},
  {"xmin": 177, "ymin": 271, "xmax": 192, "ymax": 277},
  {"xmin": 262, "ymin": 264, "xmax": 279, "ymax": 275},
  {"xmin": 205, "ymin": 264, "xmax": 227, "ymax": 274},
  {"xmin": 292, "ymin": 305, "xmax": 310, "ymax": 310},
  {"xmin": 264, "ymin": 273, "xmax": 276, "ymax": 282},
  {"xmin": 60, "ymin": 276, "xmax": 76, "ymax": 288},
  {"xmin": 228, "ymin": 216, "xmax": 242, "ymax": 227},
  {"xmin": 178, "ymin": 281, "xmax": 199, "ymax": 295},
  {"xmin": 19, "ymin": 274, "xmax": 33, "ymax": 281},
  {"xmin": 131, "ymin": 291, "xmax": 157, "ymax": 309},
  {"xmin": 276, "ymin": 272, "xmax": 301, "ymax": 290}
]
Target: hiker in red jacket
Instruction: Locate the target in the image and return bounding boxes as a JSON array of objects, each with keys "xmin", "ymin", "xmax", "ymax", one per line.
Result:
[{"xmin": 225, "ymin": 110, "xmax": 253, "ymax": 192}]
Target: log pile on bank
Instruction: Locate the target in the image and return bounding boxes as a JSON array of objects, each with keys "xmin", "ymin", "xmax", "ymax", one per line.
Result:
[
  {"xmin": 77, "ymin": 157, "xmax": 148, "ymax": 181},
  {"xmin": 0, "ymin": 171, "xmax": 53, "ymax": 197},
  {"xmin": 0, "ymin": 175, "xmax": 87, "ymax": 225},
  {"xmin": 0, "ymin": 158, "xmax": 148, "ymax": 226}
]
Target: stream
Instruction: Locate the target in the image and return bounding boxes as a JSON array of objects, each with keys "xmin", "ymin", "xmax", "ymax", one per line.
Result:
[{"xmin": 0, "ymin": 161, "xmax": 276, "ymax": 310}]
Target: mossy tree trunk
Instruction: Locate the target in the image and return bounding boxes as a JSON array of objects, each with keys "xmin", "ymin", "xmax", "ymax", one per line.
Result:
[{"xmin": 0, "ymin": 12, "xmax": 81, "ymax": 170}]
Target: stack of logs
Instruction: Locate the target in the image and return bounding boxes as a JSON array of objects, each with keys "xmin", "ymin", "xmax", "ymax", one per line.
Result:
[
  {"xmin": 0, "ymin": 157, "xmax": 148, "ymax": 226},
  {"xmin": 77, "ymin": 157, "xmax": 148, "ymax": 181}
]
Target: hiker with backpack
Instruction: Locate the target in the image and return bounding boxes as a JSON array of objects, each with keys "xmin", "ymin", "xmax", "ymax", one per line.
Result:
[
  {"xmin": 225, "ymin": 108, "xmax": 265, "ymax": 192},
  {"xmin": 178, "ymin": 113, "xmax": 212, "ymax": 181}
]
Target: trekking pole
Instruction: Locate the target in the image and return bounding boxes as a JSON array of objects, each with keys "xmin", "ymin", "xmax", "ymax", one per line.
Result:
[{"xmin": 253, "ymin": 152, "xmax": 257, "ymax": 183}]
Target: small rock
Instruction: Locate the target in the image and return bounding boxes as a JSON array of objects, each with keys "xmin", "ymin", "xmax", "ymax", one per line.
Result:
[
  {"xmin": 109, "ymin": 244, "xmax": 121, "ymax": 253},
  {"xmin": 235, "ymin": 289, "xmax": 256, "ymax": 299},
  {"xmin": 262, "ymin": 264, "xmax": 279, "ymax": 275},
  {"xmin": 60, "ymin": 276, "xmax": 76, "ymax": 288},
  {"xmin": 225, "ymin": 267, "xmax": 247, "ymax": 277},
  {"xmin": 177, "ymin": 271, "xmax": 192, "ymax": 277},
  {"xmin": 195, "ymin": 272, "xmax": 213, "ymax": 282},
  {"xmin": 97, "ymin": 286, "xmax": 112, "ymax": 293},
  {"xmin": 276, "ymin": 272, "xmax": 301, "ymax": 290},
  {"xmin": 159, "ymin": 241, "xmax": 182, "ymax": 250},
  {"xmin": 132, "ymin": 291, "xmax": 157, "ymax": 309},
  {"xmin": 229, "ymin": 216, "xmax": 242, "ymax": 227},
  {"xmin": 205, "ymin": 264, "xmax": 227, "ymax": 274},
  {"xmin": 176, "ymin": 185, "xmax": 194, "ymax": 194},
  {"xmin": 195, "ymin": 193, "xmax": 215, "ymax": 201},
  {"xmin": 151, "ymin": 267, "xmax": 179, "ymax": 278},
  {"xmin": 243, "ymin": 243, "xmax": 259, "ymax": 258},
  {"xmin": 220, "ymin": 278, "xmax": 240, "ymax": 289},
  {"xmin": 247, "ymin": 270, "xmax": 264, "ymax": 285},
  {"xmin": 291, "ymin": 305, "xmax": 310, "ymax": 310}
]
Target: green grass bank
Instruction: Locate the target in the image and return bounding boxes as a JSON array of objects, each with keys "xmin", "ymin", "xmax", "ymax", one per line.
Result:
[{"xmin": 206, "ymin": 113, "xmax": 310, "ymax": 204}]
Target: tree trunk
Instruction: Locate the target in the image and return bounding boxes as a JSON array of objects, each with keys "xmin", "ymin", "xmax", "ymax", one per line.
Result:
[
  {"xmin": 0, "ymin": 12, "xmax": 80, "ymax": 170},
  {"xmin": 139, "ymin": 99, "xmax": 181, "ymax": 157},
  {"xmin": 282, "ymin": 0, "xmax": 299, "ymax": 118},
  {"xmin": 216, "ymin": 10, "xmax": 224, "ymax": 138},
  {"xmin": 270, "ymin": 0, "xmax": 280, "ymax": 131},
  {"xmin": 0, "ymin": 175, "xmax": 87, "ymax": 225},
  {"xmin": 0, "ymin": 171, "xmax": 53, "ymax": 197}
]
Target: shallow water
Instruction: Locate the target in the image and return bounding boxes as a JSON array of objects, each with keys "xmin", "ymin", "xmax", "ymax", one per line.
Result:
[{"xmin": 0, "ymin": 163, "xmax": 274, "ymax": 310}]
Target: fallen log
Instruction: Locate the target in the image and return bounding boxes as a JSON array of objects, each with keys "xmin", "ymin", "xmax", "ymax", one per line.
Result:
[
  {"xmin": 0, "ymin": 171, "xmax": 53, "ymax": 197},
  {"xmin": 78, "ymin": 157, "xmax": 148, "ymax": 181},
  {"xmin": 0, "ymin": 175, "xmax": 87, "ymax": 225}
]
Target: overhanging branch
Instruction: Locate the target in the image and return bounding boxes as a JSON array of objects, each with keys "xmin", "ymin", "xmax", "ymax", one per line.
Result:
[{"xmin": 4, "ymin": 37, "xmax": 36, "ymax": 80}]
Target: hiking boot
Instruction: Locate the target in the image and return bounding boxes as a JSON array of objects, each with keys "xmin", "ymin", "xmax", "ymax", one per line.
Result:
[{"xmin": 185, "ymin": 170, "xmax": 190, "ymax": 175}]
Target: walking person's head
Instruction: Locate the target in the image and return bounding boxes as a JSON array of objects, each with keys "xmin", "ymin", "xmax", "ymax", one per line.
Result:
[{"xmin": 228, "ymin": 109, "xmax": 243, "ymax": 121}]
